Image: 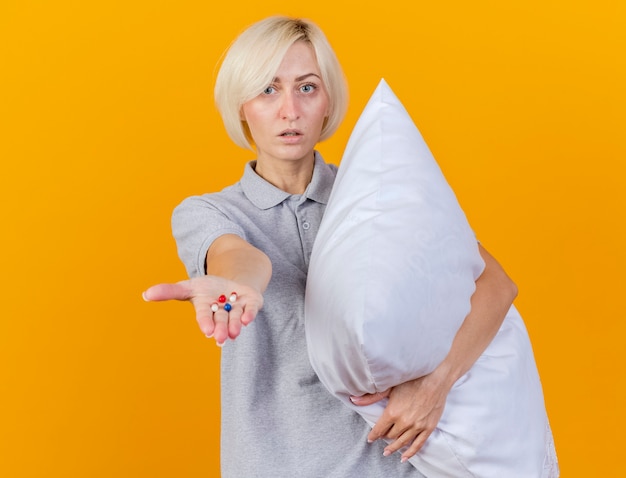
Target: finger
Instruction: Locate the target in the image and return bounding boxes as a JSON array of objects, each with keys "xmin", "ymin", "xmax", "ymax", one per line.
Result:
[
  {"xmin": 400, "ymin": 430, "xmax": 432, "ymax": 463},
  {"xmin": 350, "ymin": 389, "xmax": 390, "ymax": 406},
  {"xmin": 383, "ymin": 428, "xmax": 418, "ymax": 457},
  {"xmin": 367, "ymin": 416, "xmax": 394, "ymax": 443},
  {"xmin": 226, "ymin": 305, "xmax": 243, "ymax": 339},
  {"xmin": 240, "ymin": 302, "xmax": 261, "ymax": 326},
  {"xmin": 142, "ymin": 282, "xmax": 192, "ymax": 302},
  {"xmin": 186, "ymin": 296, "xmax": 216, "ymax": 338},
  {"xmin": 212, "ymin": 308, "xmax": 230, "ymax": 346}
]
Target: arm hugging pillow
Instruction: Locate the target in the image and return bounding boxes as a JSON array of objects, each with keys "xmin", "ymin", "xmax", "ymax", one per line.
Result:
[{"xmin": 305, "ymin": 79, "xmax": 484, "ymax": 397}]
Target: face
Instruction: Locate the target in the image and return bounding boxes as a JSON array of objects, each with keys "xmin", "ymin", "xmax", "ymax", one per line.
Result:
[{"xmin": 241, "ymin": 41, "xmax": 329, "ymax": 167}]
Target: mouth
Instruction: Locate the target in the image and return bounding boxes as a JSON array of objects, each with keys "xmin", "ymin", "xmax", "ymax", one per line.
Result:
[{"xmin": 279, "ymin": 129, "xmax": 302, "ymax": 137}]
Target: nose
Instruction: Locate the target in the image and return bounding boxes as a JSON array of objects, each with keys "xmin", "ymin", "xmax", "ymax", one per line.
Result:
[{"xmin": 279, "ymin": 91, "xmax": 300, "ymax": 121}]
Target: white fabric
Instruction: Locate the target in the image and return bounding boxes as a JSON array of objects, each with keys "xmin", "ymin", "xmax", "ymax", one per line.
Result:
[
  {"xmin": 347, "ymin": 306, "xmax": 559, "ymax": 477},
  {"xmin": 305, "ymin": 79, "xmax": 558, "ymax": 477},
  {"xmin": 306, "ymin": 78, "xmax": 484, "ymax": 396}
]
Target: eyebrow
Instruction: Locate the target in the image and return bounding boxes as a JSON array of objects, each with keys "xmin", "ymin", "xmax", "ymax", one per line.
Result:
[{"xmin": 273, "ymin": 73, "xmax": 322, "ymax": 83}]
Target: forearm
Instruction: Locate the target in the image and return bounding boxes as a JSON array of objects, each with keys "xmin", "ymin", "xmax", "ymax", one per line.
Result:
[
  {"xmin": 205, "ymin": 234, "xmax": 272, "ymax": 294},
  {"xmin": 435, "ymin": 245, "xmax": 518, "ymax": 389}
]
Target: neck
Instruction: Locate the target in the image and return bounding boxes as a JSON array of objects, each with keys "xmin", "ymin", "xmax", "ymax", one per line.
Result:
[{"xmin": 254, "ymin": 153, "xmax": 316, "ymax": 195}]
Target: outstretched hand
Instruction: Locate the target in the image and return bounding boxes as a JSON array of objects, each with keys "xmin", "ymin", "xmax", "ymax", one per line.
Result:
[
  {"xmin": 143, "ymin": 275, "xmax": 264, "ymax": 346},
  {"xmin": 350, "ymin": 368, "xmax": 451, "ymax": 463}
]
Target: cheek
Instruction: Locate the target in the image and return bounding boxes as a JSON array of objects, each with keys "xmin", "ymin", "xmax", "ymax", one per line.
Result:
[
  {"xmin": 240, "ymin": 104, "xmax": 252, "ymax": 122},
  {"xmin": 318, "ymin": 97, "xmax": 330, "ymax": 121},
  {"xmin": 240, "ymin": 106, "xmax": 263, "ymax": 134},
  {"xmin": 240, "ymin": 100, "xmax": 264, "ymax": 123},
  {"xmin": 318, "ymin": 102, "xmax": 330, "ymax": 126}
]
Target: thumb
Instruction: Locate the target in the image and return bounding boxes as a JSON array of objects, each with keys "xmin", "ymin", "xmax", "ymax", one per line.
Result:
[
  {"xmin": 349, "ymin": 389, "xmax": 391, "ymax": 406},
  {"xmin": 142, "ymin": 282, "xmax": 192, "ymax": 302}
]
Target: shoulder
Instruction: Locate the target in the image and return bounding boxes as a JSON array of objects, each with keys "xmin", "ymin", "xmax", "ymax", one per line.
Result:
[
  {"xmin": 324, "ymin": 161, "xmax": 338, "ymax": 177},
  {"xmin": 306, "ymin": 152, "xmax": 337, "ymax": 202},
  {"xmin": 173, "ymin": 181, "xmax": 245, "ymax": 215},
  {"xmin": 314, "ymin": 151, "xmax": 338, "ymax": 175}
]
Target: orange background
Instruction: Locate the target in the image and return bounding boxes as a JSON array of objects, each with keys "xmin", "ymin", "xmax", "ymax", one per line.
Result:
[{"xmin": 1, "ymin": 1, "xmax": 624, "ymax": 476}]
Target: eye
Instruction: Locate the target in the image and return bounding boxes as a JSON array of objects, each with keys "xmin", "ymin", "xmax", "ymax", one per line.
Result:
[
  {"xmin": 263, "ymin": 86, "xmax": 277, "ymax": 95},
  {"xmin": 300, "ymin": 83, "xmax": 316, "ymax": 93}
]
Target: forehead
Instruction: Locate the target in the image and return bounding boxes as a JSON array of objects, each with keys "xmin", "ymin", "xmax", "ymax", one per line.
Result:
[{"xmin": 273, "ymin": 41, "xmax": 321, "ymax": 79}]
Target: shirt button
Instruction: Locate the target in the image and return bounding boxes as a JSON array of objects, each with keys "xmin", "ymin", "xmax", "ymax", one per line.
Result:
[{"xmin": 302, "ymin": 221, "xmax": 310, "ymax": 230}]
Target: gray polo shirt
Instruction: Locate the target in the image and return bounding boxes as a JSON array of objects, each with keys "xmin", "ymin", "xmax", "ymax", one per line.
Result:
[{"xmin": 172, "ymin": 153, "xmax": 424, "ymax": 478}]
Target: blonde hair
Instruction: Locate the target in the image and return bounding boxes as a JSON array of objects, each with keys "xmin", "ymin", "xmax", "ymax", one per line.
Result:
[{"xmin": 214, "ymin": 16, "xmax": 348, "ymax": 150}]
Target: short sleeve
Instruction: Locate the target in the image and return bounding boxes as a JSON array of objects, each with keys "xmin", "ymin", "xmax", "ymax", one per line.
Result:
[{"xmin": 172, "ymin": 195, "xmax": 245, "ymax": 278}]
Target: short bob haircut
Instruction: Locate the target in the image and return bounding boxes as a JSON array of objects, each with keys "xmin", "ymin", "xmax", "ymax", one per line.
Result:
[{"xmin": 214, "ymin": 16, "xmax": 348, "ymax": 150}]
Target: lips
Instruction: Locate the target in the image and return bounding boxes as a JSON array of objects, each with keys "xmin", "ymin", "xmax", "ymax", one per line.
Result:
[{"xmin": 279, "ymin": 129, "xmax": 302, "ymax": 137}]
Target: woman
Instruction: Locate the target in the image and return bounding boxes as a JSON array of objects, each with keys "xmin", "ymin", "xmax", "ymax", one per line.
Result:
[{"xmin": 143, "ymin": 16, "xmax": 517, "ymax": 477}]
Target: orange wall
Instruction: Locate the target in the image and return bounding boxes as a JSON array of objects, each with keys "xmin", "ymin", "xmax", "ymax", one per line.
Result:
[{"xmin": 1, "ymin": 1, "xmax": 624, "ymax": 476}]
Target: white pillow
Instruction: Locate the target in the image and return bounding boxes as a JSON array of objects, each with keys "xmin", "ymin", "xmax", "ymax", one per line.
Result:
[
  {"xmin": 305, "ymin": 78, "xmax": 484, "ymax": 396},
  {"xmin": 305, "ymin": 80, "xmax": 559, "ymax": 477}
]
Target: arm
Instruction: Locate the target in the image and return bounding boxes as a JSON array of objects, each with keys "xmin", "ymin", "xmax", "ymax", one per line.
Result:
[
  {"xmin": 430, "ymin": 244, "xmax": 518, "ymax": 385},
  {"xmin": 351, "ymin": 244, "xmax": 517, "ymax": 462},
  {"xmin": 143, "ymin": 234, "xmax": 272, "ymax": 346}
]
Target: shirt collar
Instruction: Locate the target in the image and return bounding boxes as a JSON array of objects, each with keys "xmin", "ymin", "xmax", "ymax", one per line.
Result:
[{"xmin": 241, "ymin": 151, "xmax": 335, "ymax": 210}]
